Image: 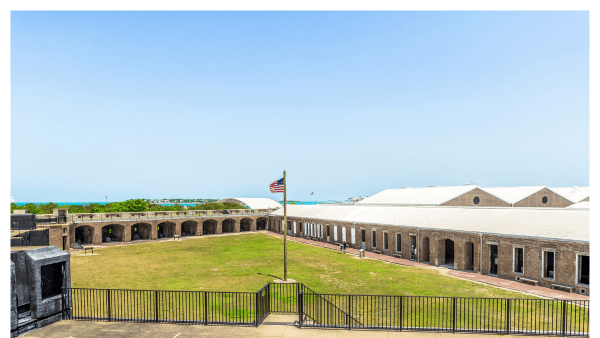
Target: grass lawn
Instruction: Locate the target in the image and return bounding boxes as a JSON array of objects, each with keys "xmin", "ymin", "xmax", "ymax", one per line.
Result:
[{"xmin": 71, "ymin": 232, "xmax": 536, "ymax": 299}]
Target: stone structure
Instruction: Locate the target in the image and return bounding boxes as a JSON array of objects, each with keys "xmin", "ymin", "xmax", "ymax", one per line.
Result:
[
  {"xmin": 10, "ymin": 247, "xmax": 71, "ymax": 337},
  {"xmin": 44, "ymin": 209, "xmax": 275, "ymax": 249},
  {"xmin": 268, "ymin": 205, "xmax": 589, "ymax": 295}
]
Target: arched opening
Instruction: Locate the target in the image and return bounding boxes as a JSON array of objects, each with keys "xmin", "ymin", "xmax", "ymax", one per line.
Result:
[
  {"xmin": 101, "ymin": 224, "xmax": 124, "ymax": 243},
  {"xmin": 203, "ymin": 219, "xmax": 217, "ymax": 235},
  {"xmin": 240, "ymin": 218, "xmax": 252, "ymax": 232},
  {"xmin": 440, "ymin": 238, "xmax": 455, "ymax": 268},
  {"xmin": 464, "ymin": 241, "xmax": 474, "ymax": 271},
  {"xmin": 256, "ymin": 217, "xmax": 267, "ymax": 230},
  {"xmin": 421, "ymin": 237, "xmax": 430, "ymax": 263},
  {"xmin": 222, "ymin": 219, "xmax": 235, "ymax": 233},
  {"xmin": 157, "ymin": 221, "xmax": 176, "ymax": 238},
  {"xmin": 182, "ymin": 220, "xmax": 198, "ymax": 237},
  {"xmin": 75, "ymin": 225, "xmax": 94, "ymax": 245},
  {"xmin": 131, "ymin": 223, "xmax": 151, "ymax": 241}
]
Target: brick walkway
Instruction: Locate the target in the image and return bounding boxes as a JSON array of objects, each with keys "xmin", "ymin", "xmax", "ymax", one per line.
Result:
[{"xmin": 269, "ymin": 233, "xmax": 589, "ymax": 301}]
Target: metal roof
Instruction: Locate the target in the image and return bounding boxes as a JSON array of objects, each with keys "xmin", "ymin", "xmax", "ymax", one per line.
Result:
[
  {"xmin": 565, "ymin": 201, "xmax": 589, "ymax": 210},
  {"xmin": 548, "ymin": 187, "xmax": 590, "ymax": 203},
  {"xmin": 217, "ymin": 198, "xmax": 281, "ymax": 210},
  {"xmin": 356, "ymin": 185, "xmax": 479, "ymax": 206},
  {"xmin": 479, "ymin": 186, "xmax": 546, "ymax": 205},
  {"xmin": 270, "ymin": 205, "xmax": 589, "ymax": 242}
]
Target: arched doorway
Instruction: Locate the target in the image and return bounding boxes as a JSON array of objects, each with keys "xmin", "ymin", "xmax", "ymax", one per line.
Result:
[
  {"xmin": 182, "ymin": 220, "xmax": 198, "ymax": 236},
  {"xmin": 157, "ymin": 221, "xmax": 175, "ymax": 238},
  {"xmin": 75, "ymin": 225, "xmax": 94, "ymax": 245},
  {"xmin": 439, "ymin": 238, "xmax": 455, "ymax": 268},
  {"xmin": 203, "ymin": 219, "xmax": 217, "ymax": 235},
  {"xmin": 421, "ymin": 237, "xmax": 430, "ymax": 263},
  {"xmin": 464, "ymin": 241, "xmax": 474, "ymax": 271},
  {"xmin": 256, "ymin": 217, "xmax": 267, "ymax": 230},
  {"xmin": 131, "ymin": 223, "xmax": 151, "ymax": 241},
  {"xmin": 240, "ymin": 218, "xmax": 252, "ymax": 232},
  {"xmin": 222, "ymin": 219, "xmax": 235, "ymax": 233},
  {"xmin": 101, "ymin": 224, "xmax": 124, "ymax": 243}
]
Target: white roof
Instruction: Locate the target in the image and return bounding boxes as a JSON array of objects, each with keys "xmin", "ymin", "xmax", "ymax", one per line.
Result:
[
  {"xmin": 479, "ymin": 185, "xmax": 546, "ymax": 205},
  {"xmin": 566, "ymin": 201, "xmax": 589, "ymax": 210},
  {"xmin": 548, "ymin": 187, "xmax": 590, "ymax": 203},
  {"xmin": 218, "ymin": 198, "xmax": 281, "ymax": 210},
  {"xmin": 271, "ymin": 205, "xmax": 589, "ymax": 242},
  {"xmin": 356, "ymin": 185, "xmax": 479, "ymax": 206}
]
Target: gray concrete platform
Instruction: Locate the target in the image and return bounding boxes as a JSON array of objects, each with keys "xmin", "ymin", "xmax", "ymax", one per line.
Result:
[{"xmin": 20, "ymin": 316, "xmax": 549, "ymax": 338}]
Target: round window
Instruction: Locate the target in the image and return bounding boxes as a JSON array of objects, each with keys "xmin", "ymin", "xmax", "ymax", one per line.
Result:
[
  {"xmin": 542, "ymin": 196, "xmax": 548, "ymax": 204},
  {"xmin": 473, "ymin": 196, "xmax": 480, "ymax": 205}
]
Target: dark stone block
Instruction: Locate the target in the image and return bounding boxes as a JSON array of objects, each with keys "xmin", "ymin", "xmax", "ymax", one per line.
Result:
[
  {"xmin": 11, "ymin": 261, "xmax": 17, "ymax": 331},
  {"xmin": 10, "ymin": 251, "xmax": 31, "ymax": 306},
  {"xmin": 35, "ymin": 313, "xmax": 62, "ymax": 328},
  {"xmin": 24, "ymin": 246, "xmax": 71, "ymax": 320}
]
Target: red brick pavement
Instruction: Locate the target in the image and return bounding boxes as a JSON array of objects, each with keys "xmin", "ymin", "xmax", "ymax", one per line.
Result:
[{"xmin": 270, "ymin": 232, "xmax": 589, "ymax": 301}]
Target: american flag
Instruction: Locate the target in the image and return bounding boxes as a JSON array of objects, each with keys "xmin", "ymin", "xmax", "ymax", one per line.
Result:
[{"xmin": 269, "ymin": 178, "xmax": 284, "ymax": 193}]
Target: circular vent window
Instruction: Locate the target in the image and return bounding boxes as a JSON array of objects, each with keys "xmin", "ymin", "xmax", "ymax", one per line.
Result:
[
  {"xmin": 473, "ymin": 196, "xmax": 480, "ymax": 205},
  {"xmin": 542, "ymin": 196, "xmax": 548, "ymax": 204}
]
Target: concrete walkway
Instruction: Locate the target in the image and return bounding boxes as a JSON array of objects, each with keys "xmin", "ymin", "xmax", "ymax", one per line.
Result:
[
  {"xmin": 269, "ymin": 233, "xmax": 589, "ymax": 301},
  {"xmin": 20, "ymin": 316, "xmax": 546, "ymax": 338}
]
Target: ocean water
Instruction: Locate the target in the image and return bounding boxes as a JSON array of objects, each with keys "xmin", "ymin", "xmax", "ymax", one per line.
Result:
[
  {"xmin": 14, "ymin": 201, "xmax": 338, "ymax": 206},
  {"xmin": 13, "ymin": 202, "xmax": 199, "ymax": 206}
]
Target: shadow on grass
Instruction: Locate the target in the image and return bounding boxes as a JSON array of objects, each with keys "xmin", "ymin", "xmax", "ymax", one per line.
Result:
[{"xmin": 257, "ymin": 272, "xmax": 281, "ymax": 280}]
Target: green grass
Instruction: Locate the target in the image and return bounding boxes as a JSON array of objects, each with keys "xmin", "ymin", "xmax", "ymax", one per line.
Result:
[
  {"xmin": 72, "ymin": 233, "xmax": 533, "ymax": 298},
  {"xmin": 69, "ymin": 233, "xmax": 589, "ymax": 331}
]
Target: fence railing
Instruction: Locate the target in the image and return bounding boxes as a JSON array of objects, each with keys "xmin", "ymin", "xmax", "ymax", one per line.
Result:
[
  {"xmin": 62, "ymin": 283, "xmax": 589, "ymax": 336},
  {"xmin": 298, "ymin": 292, "xmax": 589, "ymax": 336},
  {"xmin": 69, "ymin": 209, "xmax": 276, "ymax": 223}
]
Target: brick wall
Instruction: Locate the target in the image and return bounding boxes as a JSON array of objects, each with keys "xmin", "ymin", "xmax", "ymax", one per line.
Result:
[
  {"xmin": 271, "ymin": 215, "xmax": 589, "ymax": 293},
  {"xmin": 513, "ymin": 188, "xmax": 573, "ymax": 208},
  {"xmin": 442, "ymin": 188, "xmax": 511, "ymax": 207}
]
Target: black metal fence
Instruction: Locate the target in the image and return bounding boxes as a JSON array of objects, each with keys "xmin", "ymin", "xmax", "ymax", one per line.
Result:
[
  {"xmin": 298, "ymin": 292, "xmax": 589, "ymax": 336},
  {"xmin": 62, "ymin": 283, "xmax": 589, "ymax": 336}
]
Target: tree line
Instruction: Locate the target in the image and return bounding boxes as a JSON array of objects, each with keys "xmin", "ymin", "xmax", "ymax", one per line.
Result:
[{"xmin": 10, "ymin": 199, "xmax": 247, "ymax": 214}]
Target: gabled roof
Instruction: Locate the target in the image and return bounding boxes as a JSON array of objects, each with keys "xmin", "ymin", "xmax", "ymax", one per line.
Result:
[
  {"xmin": 356, "ymin": 185, "xmax": 479, "ymax": 206},
  {"xmin": 566, "ymin": 201, "xmax": 589, "ymax": 210},
  {"xmin": 270, "ymin": 205, "xmax": 589, "ymax": 242},
  {"xmin": 479, "ymin": 186, "xmax": 546, "ymax": 205},
  {"xmin": 548, "ymin": 187, "xmax": 590, "ymax": 203},
  {"xmin": 217, "ymin": 198, "xmax": 281, "ymax": 210}
]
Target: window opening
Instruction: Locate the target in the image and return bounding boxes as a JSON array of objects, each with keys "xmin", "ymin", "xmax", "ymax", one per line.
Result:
[
  {"xmin": 543, "ymin": 251, "xmax": 555, "ymax": 279},
  {"xmin": 578, "ymin": 255, "xmax": 589, "ymax": 285},
  {"xmin": 372, "ymin": 230, "xmax": 377, "ymax": 248},
  {"xmin": 514, "ymin": 247, "xmax": 524, "ymax": 273},
  {"xmin": 383, "ymin": 232, "xmax": 388, "ymax": 250},
  {"xmin": 396, "ymin": 234, "xmax": 402, "ymax": 252}
]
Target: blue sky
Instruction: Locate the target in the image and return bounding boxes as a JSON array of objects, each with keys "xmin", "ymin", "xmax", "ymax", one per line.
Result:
[{"xmin": 11, "ymin": 11, "xmax": 589, "ymax": 202}]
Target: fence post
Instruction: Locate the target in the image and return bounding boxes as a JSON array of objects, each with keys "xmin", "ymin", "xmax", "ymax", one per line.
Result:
[
  {"xmin": 107, "ymin": 290, "xmax": 111, "ymax": 321},
  {"xmin": 452, "ymin": 297, "xmax": 456, "ymax": 333},
  {"xmin": 204, "ymin": 292, "xmax": 208, "ymax": 325},
  {"xmin": 255, "ymin": 291, "xmax": 259, "ymax": 327},
  {"xmin": 298, "ymin": 289, "xmax": 303, "ymax": 329},
  {"xmin": 505, "ymin": 299, "xmax": 510, "ymax": 335},
  {"xmin": 155, "ymin": 291, "xmax": 159, "ymax": 323},
  {"xmin": 347, "ymin": 294, "xmax": 351, "ymax": 330},
  {"xmin": 399, "ymin": 296, "xmax": 403, "ymax": 331},
  {"xmin": 561, "ymin": 300, "xmax": 567, "ymax": 337}
]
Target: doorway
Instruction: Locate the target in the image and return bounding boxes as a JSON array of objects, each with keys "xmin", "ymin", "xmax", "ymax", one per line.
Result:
[{"xmin": 489, "ymin": 244, "xmax": 498, "ymax": 275}]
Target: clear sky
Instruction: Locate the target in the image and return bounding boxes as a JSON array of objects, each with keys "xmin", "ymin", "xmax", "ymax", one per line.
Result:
[{"xmin": 10, "ymin": 11, "xmax": 589, "ymax": 202}]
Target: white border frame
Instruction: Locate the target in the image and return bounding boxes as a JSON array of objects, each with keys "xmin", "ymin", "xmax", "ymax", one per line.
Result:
[
  {"xmin": 541, "ymin": 248, "xmax": 556, "ymax": 281},
  {"xmin": 512, "ymin": 245, "xmax": 525, "ymax": 274}
]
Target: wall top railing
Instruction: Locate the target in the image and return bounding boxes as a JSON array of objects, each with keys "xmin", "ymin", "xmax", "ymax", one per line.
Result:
[{"xmin": 69, "ymin": 208, "xmax": 278, "ymax": 223}]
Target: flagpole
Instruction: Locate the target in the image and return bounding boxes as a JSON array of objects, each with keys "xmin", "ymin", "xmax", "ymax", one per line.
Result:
[{"xmin": 283, "ymin": 170, "xmax": 287, "ymax": 281}]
